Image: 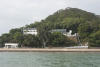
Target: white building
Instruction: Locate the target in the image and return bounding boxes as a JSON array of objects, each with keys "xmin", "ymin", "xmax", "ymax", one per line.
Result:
[
  {"xmin": 50, "ymin": 29, "xmax": 77, "ymax": 37},
  {"xmin": 4, "ymin": 43, "xmax": 18, "ymax": 48},
  {"xmin": 23, "ymin": 28, "xmax": 38, "ymax": 35},
  {"xmin": 64, "ymin": 30, "xmax": 77, "ymax": 37}
]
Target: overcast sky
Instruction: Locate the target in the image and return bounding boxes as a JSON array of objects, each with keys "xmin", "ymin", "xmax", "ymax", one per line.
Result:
[{"xmin": 0, "ymin": 0, "xmax": 100, "ymax": 35}]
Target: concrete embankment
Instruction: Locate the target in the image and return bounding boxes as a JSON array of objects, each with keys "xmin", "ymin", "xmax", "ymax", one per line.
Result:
[{"xmin": 0, "ymin": 48, "xmax": 100, "ymax": 52}]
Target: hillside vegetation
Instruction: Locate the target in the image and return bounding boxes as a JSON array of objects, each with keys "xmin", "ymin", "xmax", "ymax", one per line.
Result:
[{"xmin": 0, "ymin": 7, "xmax": 100, "ymax": 47}]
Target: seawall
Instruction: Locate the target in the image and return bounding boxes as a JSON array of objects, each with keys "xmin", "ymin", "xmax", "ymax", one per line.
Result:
[{"xmin": 0, "ymin": 48, "xmax": 100, "ymax": 52}]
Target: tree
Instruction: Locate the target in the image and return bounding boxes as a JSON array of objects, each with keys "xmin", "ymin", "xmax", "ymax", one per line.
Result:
[
  {"xmin": 13, "ymin": 32, "xmax": 24, "ymax": 47},
  {"xmin": 37, "ymin": 22, "xmax": 51, "ymax": 48},
  {"xmin": 10, "ymin": 28, "xmax": 22, "ymax": 34},
  {"xmin": 0, "ymin": 33, "xmax": 11, "ymax": 47},
  {"xmin": 47, "ymin": 32, "xmax": 76, "ymax": 47},
  {"xmin": 78, "ymin": 22, "xmax": 93, "ymax": 40},
  {"xmin": 89, "ymin": 31, "xmax": 100, "ymax": 47},
  {"xmin": 23, "ymin": 35, "xmax": 41, "ymax": 48}
]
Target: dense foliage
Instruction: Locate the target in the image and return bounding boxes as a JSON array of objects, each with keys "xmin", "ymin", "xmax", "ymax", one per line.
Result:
[
  {"xmin": 0, "ymin": 7, "xmax": 100, "ymax": 47},
  {"xmin": 47, "ymin": 32, "xmax": 76, "ymax": 47}
]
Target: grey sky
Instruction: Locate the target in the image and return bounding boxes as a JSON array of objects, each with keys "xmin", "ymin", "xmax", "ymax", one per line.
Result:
[{"xmin": 0, "ymin": 0, "xmax": 100, "ymax": 35}]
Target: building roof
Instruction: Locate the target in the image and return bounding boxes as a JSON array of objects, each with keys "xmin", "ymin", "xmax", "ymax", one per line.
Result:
[
  {"xmin": 23, "ymin": 28, "xmax": 37, "ymax": 30},
  {"xmin": 51, "ymin": 29, "xmax": 66, "ymax": 33},
  {"xmin": 5, "ymin": 43, "xmax": 18, "ymax": 46}
]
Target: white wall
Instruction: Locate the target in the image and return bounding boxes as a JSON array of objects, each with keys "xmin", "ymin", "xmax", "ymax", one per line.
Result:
[{"xmin": 23, "ymin": 28, "xmax": 38, "ymax": 35}]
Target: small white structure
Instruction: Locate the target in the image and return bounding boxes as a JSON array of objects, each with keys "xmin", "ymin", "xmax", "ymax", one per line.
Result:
[
  {"xmin": 65, "ymin": 46, "xmax": 88, "ymax": 49},
  {"xmin": 64, "ymin": 30, "xmax": 77, "ymax": 37},
  {"xmin": 50, "ymin": 29, "xmax": 77, "ymax": 37},
  {"xmin": 4, "ymin": 43, "xmax": 18, "ymax": 48},
  {"xmin": 23, "ymin": 28, "xmax": 38, "ymax": 35}
]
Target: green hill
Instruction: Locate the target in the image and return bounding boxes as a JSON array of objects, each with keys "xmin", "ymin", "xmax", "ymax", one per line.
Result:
[{"xmin": 0, "ymin": 7, "xmax": 100, "ymax": 47}]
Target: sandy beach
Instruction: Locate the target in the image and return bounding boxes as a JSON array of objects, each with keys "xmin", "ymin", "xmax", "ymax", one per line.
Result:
[{"xmin": 0, "ymin": 48, "xmax": 100, "ymax": 52}]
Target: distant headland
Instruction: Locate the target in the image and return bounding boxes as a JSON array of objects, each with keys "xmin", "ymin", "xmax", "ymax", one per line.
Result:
[{"xmin": 0, "ymin": 7, "xmax": 100, "ymax": 49}]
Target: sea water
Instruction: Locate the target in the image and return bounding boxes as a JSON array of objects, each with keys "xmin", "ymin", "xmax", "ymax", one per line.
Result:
[{"xmin": 0, "ymin": 52, "xmax": 100, "ymax": 67}]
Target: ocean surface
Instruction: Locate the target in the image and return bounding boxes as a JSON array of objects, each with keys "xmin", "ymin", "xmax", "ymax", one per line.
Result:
[{"xmin": 0, "ymin": 52, "xmax": 100, "ymax": 67}]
